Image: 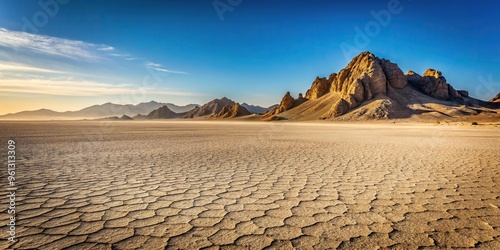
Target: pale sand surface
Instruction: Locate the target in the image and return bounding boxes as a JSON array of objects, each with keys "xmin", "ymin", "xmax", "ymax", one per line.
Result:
[{"xmin": 0, "ymin": 121, "xmax": 499, "ymax": 249}]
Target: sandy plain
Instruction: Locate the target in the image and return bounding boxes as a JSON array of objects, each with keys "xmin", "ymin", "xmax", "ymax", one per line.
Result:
[{"xmin": 0, "ymin": 120, "xmax": 499, "ymax": 249}]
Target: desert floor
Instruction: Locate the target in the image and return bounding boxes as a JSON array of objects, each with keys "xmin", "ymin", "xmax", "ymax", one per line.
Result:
[{"xmin": 0, "ymin": 121, "xmax": 499, "ymax": 249}]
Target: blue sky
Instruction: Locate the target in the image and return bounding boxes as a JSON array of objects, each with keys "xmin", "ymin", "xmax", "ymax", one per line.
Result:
[{"xmin": 0, "ymin": 0, "xmax": 499, "ymax": 114}]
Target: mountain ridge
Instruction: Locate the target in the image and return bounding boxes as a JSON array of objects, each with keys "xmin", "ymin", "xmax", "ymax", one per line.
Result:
[
  {"xmin": 241, "ymin": 103, "xmax": 278, "ymax": 114},
  {"xmin": 0, "ymin": 101, "xmax": 199, "ymax": 120},
  {"xmin": 2, "ymin": 52, "xmax": 499, "ymax": 122}
]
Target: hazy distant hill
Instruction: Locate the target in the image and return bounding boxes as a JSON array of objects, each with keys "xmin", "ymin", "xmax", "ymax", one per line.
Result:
[
  {"xmin": 75, "ymin": 101, "xmax": 198, "ymax": 117},
  {"xmin": 0, "ymin": 101, "xmax": 198, "ymax": 120},
  {"xmin": 241, "ymin": 103, "xmax": 278, "ymax": 114},
  {"xmin": 146, "ymin": 105, "xmax": 187, "ymax": 119},
  {"xmin": 0, "ymin": 109, "xmax": 64, "ymax": 120}
]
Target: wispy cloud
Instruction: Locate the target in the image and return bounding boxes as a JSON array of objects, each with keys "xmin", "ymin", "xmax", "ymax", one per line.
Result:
[
  {"xmin": 0, "ymin": 29, "xmax": 113, "ymax": 61},
  {"xmin": 0, "ymin": 63, "xmax": 64, "ymax": 74},
  {"xmin": 0, "ymin": 28, "xmax": 188, "ymax": 74},
  {"xmin": 0, "ymin": 28, "xmax": 192, "ymax": 101},
  {"xmin": 146, "ymin": 62, "xmax": 161, "ymax": 67},
  {"xmin": 0, "ymin": 78, "xmax": 200, "ymax": 97},
  {"xmin": 109, "ymin": 53, "xmax": 130, "ymax": 57},
  {"xmin": 145, "ymin": 62, "xmax": 187, "ymax": 74},
  {"xmin": 97, "ymin": 46, "xmax": 115, "ymax": 51}
]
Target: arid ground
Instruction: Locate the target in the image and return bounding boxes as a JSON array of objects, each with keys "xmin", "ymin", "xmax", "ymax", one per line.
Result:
[{"xmin": 1, "ymin": 121, "xmax": 499, "ymax": 249}]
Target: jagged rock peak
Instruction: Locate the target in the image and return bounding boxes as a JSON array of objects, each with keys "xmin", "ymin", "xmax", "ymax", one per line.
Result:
[
  {"xmin": 218, "ymin": 97, "xmax": 231, "ymax": 102},
  {"xmin": 276, "ymin": 92, "xmax": 295, "ymax": 114},
  {"xmin": 264, "ymin": 91, "xmax": 307, "ymax": 117},
  {"xmin": 184, "ymin": 97, "xmax": 235, "ymax": 118},
  {"xmin": 325, "ymin": 51, "xmax": 407, "ymax": 117},
  {"xmin": 305, "ymin": 75, "xmax": 335, "ymax": 100},
  {"xmin": 213, "ymin": 103, "xmax": 251, "ymax": 118},
  {"xmin": 147, "ymin": 105, "xmax": 179, "ymax": 119},
  {"xmin": 423, "ymin": 69, "xmax": 443, "ymax": 78}
]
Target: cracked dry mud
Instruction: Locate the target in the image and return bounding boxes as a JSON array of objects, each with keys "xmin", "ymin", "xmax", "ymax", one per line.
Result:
[{"xmin": 1, "ymin": 121, "xmax": 499, "ymax": 249}]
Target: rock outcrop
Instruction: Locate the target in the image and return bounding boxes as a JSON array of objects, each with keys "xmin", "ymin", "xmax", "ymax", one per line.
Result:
[
  {"xmin": 265, "ymin": 91, "xmax": 308, "ymax": 117},
  {"xmin": 323, "ymin": 52, "xmax": 407, "ymax": 118},
  {"xmin": 184, "ymin": 97, "xmax": 235, "ymax": 118},
  {"xmin": 458, "ymin": 90, "xmax": 469, "ymax": 98},
  {"xmin": 212, "ymin": 103, "xmax": 251, "ymax": 118},
  {"xmin": 326, "ymin": 99, "xmax": 350, "ymax": 118},
  {"xmin": 305, "ymin": 74, "xmax": 335, "ymax": 100},
  {"xmin": 146, "ymin": 105, "xmax": 181, "ymax": 119},
  {"xmin": 331, "ymin": 52, "xmax": 390, "ymax": 100},
  {"xmin": 406, "ymin": 70, "xmax": 422, "ymax": 86},
  {"xmin": 274, "ymin": 92, "xmax": 295, "ymax": 114},
  {"xmin": 271, "ymin": 52, "xmax": 409, "ymax": 119},
  {"xmin": 406, "ymin": 69, "xmax": 463, "ymax": 100},
  {"xmin": 490, "ymin": 93, "xmax": 500, "ymax": 102},
  {"xmin": 380, "ymin": 59, "xmax": 407, "ymax": 89}
]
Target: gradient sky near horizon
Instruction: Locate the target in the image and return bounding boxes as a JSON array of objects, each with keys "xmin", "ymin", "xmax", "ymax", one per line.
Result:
[{"xmin": 0, "ymin": 0, "xmax": 499, "ymax": 115}]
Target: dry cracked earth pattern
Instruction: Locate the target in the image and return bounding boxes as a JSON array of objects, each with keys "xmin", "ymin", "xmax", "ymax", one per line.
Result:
[{"xmin": 0, "ymin": 121, "xmax": 499, "ymax": 249}]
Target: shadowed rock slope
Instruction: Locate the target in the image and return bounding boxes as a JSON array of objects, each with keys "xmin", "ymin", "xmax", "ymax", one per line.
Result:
[
  {"xmin": 146, "ymin": 105, "xmax": 186, "ymax": 119},
  {"xmin": 241, "ymin": 103, "xmax": 278, "ymax": 114},
  {"xmin": 266, "ymin": 52, "xmax": 500, "ymax": 121},
  {"xmin": 212, "ymin": 103, "xmax": 252, "ymax": 118}
]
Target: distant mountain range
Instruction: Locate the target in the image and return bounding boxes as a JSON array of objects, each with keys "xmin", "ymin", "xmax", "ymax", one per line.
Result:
[
  {"xmin": 241, "ymin": 103, "xmax": 278, "ymax": 114},
  {"xmin": 0, "ymin": 101, "xmax": 198, "ymax": 120},
  {"xmin": 0, "ymin": 100, "xmax": 276, "ymax": 120},
  {"xmin": 2, "ymin": 51, "xmax": 499, "ymax": 122}
]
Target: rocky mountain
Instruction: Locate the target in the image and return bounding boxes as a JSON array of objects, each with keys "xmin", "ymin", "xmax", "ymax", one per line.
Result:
[
  {"xmin": 0, "ymin": 101, "xmax": 198, "ymax": 120},
  {"xmin": 212, "ymin": 103, "xmax": 252, "ymax": 118},
  {"xmin": 184, "ymin": 97, "xmax": 235, "ymax": 118},
  {"xmin": 241, "ymin": 103, "xmax": 278, "ymax": 114},
  {"xmin": 146, "ymin": 105, "xmax": 185, "ymax": 119},
  {"xmin": 265, "ymin": 51, "xmax": 500, "ymax": 121}
]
